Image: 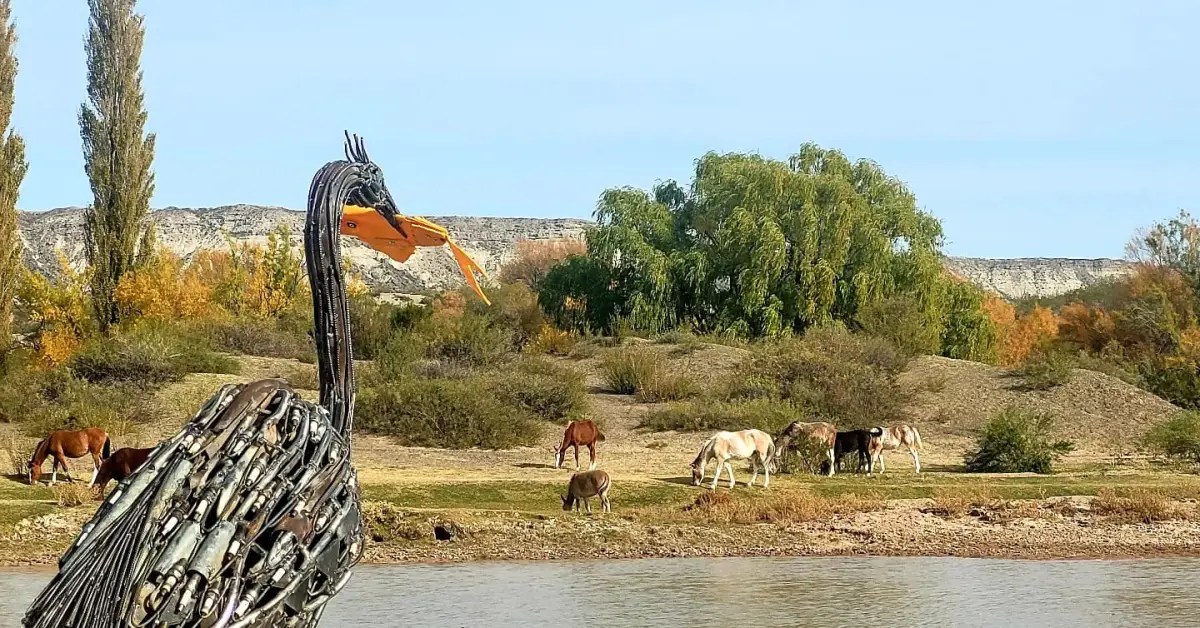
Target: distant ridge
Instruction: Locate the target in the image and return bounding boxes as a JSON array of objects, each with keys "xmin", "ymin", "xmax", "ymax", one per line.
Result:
[{"xmin": 17, "ymin": 206, "xmax": 1130, "ymax": 299}]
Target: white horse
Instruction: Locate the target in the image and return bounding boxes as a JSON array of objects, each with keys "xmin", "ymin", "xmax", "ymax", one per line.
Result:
[
  {"xmin": 868, "ymin": 424, "xmax": 924, "ymax": 473},
  {"xmin": 690, "ymin": 429, "xmax": 776, "ymax": 490}
]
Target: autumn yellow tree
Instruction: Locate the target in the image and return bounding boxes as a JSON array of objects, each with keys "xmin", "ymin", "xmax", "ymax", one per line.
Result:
[
  {"xmin": 114, "ymin": 248, "xmax": 213, "ymax": 320},
  {"xmin": 19, "ymin": 252, "xmax": 93, "ymax": 363},
  {"xmin": 984, "ymin": 294, "xmax": 1060, "ymax": 367}
]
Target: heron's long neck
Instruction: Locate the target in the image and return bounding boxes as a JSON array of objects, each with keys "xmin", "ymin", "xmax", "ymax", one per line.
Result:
[{"xmin": 305, "ymin": 161, "xmax": 363, "ymax": 435}]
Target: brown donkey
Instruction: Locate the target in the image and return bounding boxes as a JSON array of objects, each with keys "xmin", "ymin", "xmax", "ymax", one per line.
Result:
[
  {"xmin": 92, "ymin": 446, "xmax": 154, "ymax": 495},
  {"xmin": 553, "ymin": 420, "xmax": 606, "ymax": 470},
  {"xmin": 28, "ymin": 427, "xmax": 111, "ymax": 486},
  {"xmin": 561, "ymin": 469, "xmax": 611, "ymax": 513}
]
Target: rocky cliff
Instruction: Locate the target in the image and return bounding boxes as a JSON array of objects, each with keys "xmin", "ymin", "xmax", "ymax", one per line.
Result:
[{"xmin": 17, "ymin": 205, "xmax": 1131, "ymax": 299}]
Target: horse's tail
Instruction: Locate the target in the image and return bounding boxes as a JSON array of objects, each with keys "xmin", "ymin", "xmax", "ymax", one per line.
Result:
[
  {"xmin": 595, "ymin": 429, "xmax": 606, "ymax": 443},
  {"xmin": 911, "ymin": 426, "xmax": 924, "ymax": 451},
  {"xmin": 102, "ymin": 436, "xmax": 112, "ymax": 460},
  {"xmin": 765, "ymin": 438, "xmax": 777, "ymax": 465}
]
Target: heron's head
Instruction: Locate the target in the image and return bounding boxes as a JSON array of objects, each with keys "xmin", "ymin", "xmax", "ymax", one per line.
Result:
[{"xmin": 337, "ymin": 132, "xmax": 490, "ymax": 304}]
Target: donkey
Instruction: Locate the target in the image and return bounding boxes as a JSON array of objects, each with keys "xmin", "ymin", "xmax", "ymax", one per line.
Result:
[
  {"xmin": 774, "ymin": 421, "xmax": 838, "ymax": 476},
  {"xmin": 92, "ymin": 446, "xmax": 154, "ymax": 495},
  {"xmin": 553, "ymin": 419, "xmax": 606, "ymax": 470},
  {"xmin": 690, "ymin": 429, "xmax": 775, "ymax": 490},
  {"xmin": 868, "ymin": 424, "xmax": 925, "ymax": 474},
  {"xmin": 28, "ymin": 427, "xmax": 111, "ymax": 486},
  {"xmin": 561, "ymin": 469, "xmax": 611, "ymax": 513}
]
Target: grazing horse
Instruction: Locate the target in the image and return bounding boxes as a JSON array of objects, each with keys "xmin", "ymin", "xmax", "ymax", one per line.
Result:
[
  {"xmin": 91, "ymin": 446, "xmax": 154, "ymax": 495},
  {"xmin": 868, "ymin": 424, "xmax": 925, "ymax": 474},
  {"xmin": 833, "ymin": 428, "xmax": 883, "ymax": 475},
  {"xmin": 690, "ymin": 429, "xmax": 776, "ymax": 490},
  {"xmin": 553, "ymin": 419, "xmax": 606, "ymax": 470},
  {"xmin": 561, "ymin": 469, "xmax": 612, "ymax": 513},
  {"xmin": 27, "ymin": 427, "xmax": 111, "ymax": 486},
  {"xmin": 774, "ymin": 421, "xmax": 838, "ymax": 477}
]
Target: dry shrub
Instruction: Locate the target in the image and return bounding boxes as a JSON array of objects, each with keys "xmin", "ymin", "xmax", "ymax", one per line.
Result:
[
  {"xmin": 926, "ymin": 487, "xmax": 1006, "ymax": 519},
  {"xmin": 528, "ymin": 325, "xmax": 576, "ymax": 356},
  {"xmin": 501, "ymin": 238, "xmax": 587, "ymax": 288},
  {"xmin": 361, "ymin": 502, "xmax": 429, "ymax": 542},
  {"xmin": 1091, "ymin": 489, "xmax": 1191, "ymax": 524},
  {"xmin": 0, "ymin": 434, "xmax": 26, "ymax": 475},
  {"xmin": 680, "ymin": 489, "xmax": 880, "ymax": 525},
  {"xmin": 598, "ymin": 347, "xmax": 662, "ymax": 395},
  {"xmin": 52, "ymin": 482, "xmax": 94, "ymax": 507}
]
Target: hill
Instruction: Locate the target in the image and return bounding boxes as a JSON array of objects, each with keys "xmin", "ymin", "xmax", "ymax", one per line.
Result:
[{"xmin": 19, "ymin": 205, "xmax": 1130, "ymax": 299}]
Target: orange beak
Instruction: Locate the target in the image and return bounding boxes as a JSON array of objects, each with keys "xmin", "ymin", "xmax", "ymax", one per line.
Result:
[{"xmin": 340, "ymin": 205, "xmax": 490, "ymax": 305}]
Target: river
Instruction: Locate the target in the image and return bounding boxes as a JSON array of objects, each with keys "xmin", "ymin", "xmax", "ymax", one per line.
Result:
[{"xmin": 1, "ymin": 556, "xmax": 1196, "ymax": 626}]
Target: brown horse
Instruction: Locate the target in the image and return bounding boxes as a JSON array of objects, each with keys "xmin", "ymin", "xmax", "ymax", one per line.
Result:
[
  {"xmin": 92, "ymin": 446, "xmax": 153, "ymax": 495},
  {"xmin": 774, "ymin": 421, "xmax": 838, "ymax": 477},
  {"xmin": 27, "ymin": 427, "xmax": 111, "ymax": 486},
  {"xmin": 553, "ymin": 420, "xmax": 606, "ymax": 470}
]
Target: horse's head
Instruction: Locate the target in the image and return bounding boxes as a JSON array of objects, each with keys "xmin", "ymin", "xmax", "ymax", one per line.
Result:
[
  {"xmin": 552, "ymin": 445, "xmax": 564, "ymax": 469},
  {"xmin": 690, "ymin": 462, "xmax": 703, "ymax": 486},
  {"xmin": 26, "ymin": 458, "xmax": 38, "ymax": 485},
  {"xmin": 560, "ymin": 494, "xmax": 572, "ymax": 511}
]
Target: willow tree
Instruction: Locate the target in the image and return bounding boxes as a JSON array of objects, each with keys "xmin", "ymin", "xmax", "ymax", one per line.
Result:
[
  {"xmin": 81, "ymin": 0, "xmax": 156, "ymax": 333},
  {"xmin": 542, "ymin": 144, "xmax": 973, "ymax": 344},
  {"xmin": 0, "ymin": 0, "xmax": 26, "ymax": 348}
]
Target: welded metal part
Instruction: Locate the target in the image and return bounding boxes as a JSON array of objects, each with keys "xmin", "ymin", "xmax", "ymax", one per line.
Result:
[{"xmin": 21, "ymin": 135, "xmax": 386, "ymax": 627}]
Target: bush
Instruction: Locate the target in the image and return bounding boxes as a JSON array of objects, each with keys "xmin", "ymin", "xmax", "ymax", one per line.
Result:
[
  {"xmin": 1143, "ymin": 411, "xmax": 1200, "ymax": 464},
  {"xmin": 356, "ymin": 377, "xmax": 540, "ymax": 449},
  {"xmin": 637, "ymin": 370, "xmax": 699, "ymax": 403},
  {"xmin": 1013, "ymin": 350, "xmax": 1076, "ymax": 391},
  {"xmin": 527, "ymin": 325, "xmax": 576, "ymax": 356},
  {"xmin": 423, "ymin": 313, "xmax": 513, "ymax": 367},
  {"xmin": 598, "ymin": 346, "xmax": 662, "ymax": 395},
  {"xmin": 753, "ymin": 329, "xmax": 912, "ymax": 429},
  {"xmin": 486, "ymin": 358, "xmax": 587, "ymax": 422},
  {"xmin": 639, "ymin": 398, "xmax": 798, "ymax": 434},
  {"xmin": 70, "ymin": 324, "xmax": 238, "ymax": 386},
  {"xmin": 963, "ymin": 406, "xmax": 1075, "ymax": 473},
  {"xmin": 194, "ymin": 317, "xmax": 316, "ymax": 363},
  {"xmin": 1141, "ymin": 357, "xmax": 1200, "ymax": 409},
  {"xmin": 1074, "ymin": 351, "xmax": 1144, "ymax": 388},
  {"xmin": 857, "ymin": 295, "xmax": 940, "ymax": 357}
]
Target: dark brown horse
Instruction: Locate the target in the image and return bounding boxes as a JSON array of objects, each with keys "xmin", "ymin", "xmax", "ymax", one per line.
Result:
[
  {"xmin": 27, "ymin": 427, "xmax": 111, "ymax": 485},
  {"xmin": 553, "ymin": 420, "xmax": 606, "ymax": 470},
  {"xmin": 92, "ymin": 446, "xmax": 153, "ymax": 495}
]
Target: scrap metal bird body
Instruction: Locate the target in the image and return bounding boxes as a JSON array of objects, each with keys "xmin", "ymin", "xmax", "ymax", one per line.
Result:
[{"xmin": 22, "ymin": 133, "xmax": 488, "ymax": 628}]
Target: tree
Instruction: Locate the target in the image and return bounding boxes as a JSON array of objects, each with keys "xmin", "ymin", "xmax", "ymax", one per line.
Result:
[
  {"xmin": 0, "ymin": 0, "xmax": 26, "ymax": 349},
  {"xmin": 80, "ymin": 0, "xmax": 156, "ymax": 333},
  {"xmin": 540, "ymin": 145, "xmax": 968, "ymax": 344}
]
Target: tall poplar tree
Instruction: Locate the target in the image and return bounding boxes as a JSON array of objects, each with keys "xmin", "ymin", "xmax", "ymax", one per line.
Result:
[
  {"xmin": 0, "ymin": 0, "xmax": 27, "ymax": 349},
  {"xmin": 81, "ymin": 0, "xmax": 156, "ymax": 332}
]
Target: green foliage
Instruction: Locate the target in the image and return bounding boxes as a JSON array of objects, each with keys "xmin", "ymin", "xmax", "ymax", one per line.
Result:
[
  {"xmin": 750, "ymin": 324, "xmax": 912, "ymax": 428},
  {"xmin": 639, "ymin": 398, "xmax": 798, "ymax": 433},
  {"xmin": 486, "ymin": 357, "xmax": 587, "ymax": 422},
  {"xmin": 963, "ymin": 406, "xmax": 1075, "ymax": 473},
  {"xmin": 69, "ymin": 322, "xmax": 237, "ymax": 386},
  {"xmin": 597, "ymin": 346, "xmax": 663, "ymax": 395},
  {"xmin": 356, "ymin": 377, "xmax": 540, "ymax": 449},
  {"xmin": 857, "ymin": 294, "xmax": 939, "ymax": 356},
  {"xmin": 422, "ymin": 312, "xmax": 513, "ymax": 367},
  {"xmin": 81, "ymin": 0, "xmax": 156, "ymax": 333},
  {"xmin": 191, "ymin": 317, "xmax": 316, "ymax": 363},
  {"xmin": 1143, "ymin": 411, "xmax": 1200, "ymax": 464},
  {"xmin": 1140, "ymin": 357, "xmax": 1200, "ymax": 409},
  {"xmin": 1128, "ymin": 209, "xmax": 1200, "ymax": 303},
  {"xmin": 938, "ymin": 279, "xmax": 999, "ymax": 363},
  {"xmin": 0, "ymin": 350, "xmax": 154, "ymax": 436},
  {"xmin": 0, "ymin": 0, "xmax": 26, "ymax": 350},
  {"xmin": 1014, "ymin": 279, "xmax": 1126, "ymax": 314},
  {"xmin": 540, "ymin": 145, "xmax": 976, "ymax": 345},
  {"xmin": 1013, "ymin": 349, "xmax": 1076, "ymax": 391}
]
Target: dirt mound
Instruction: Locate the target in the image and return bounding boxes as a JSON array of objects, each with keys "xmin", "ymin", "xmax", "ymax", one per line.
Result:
[{"xmin": 899, "ymin": 355, "xmax": 1178, "ymax": 453}]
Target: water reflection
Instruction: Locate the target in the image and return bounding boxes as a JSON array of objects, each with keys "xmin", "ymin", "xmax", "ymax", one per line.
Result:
[{"xmin": 2, "ymin": 557, "xmax": 1198, "ymax": 627}]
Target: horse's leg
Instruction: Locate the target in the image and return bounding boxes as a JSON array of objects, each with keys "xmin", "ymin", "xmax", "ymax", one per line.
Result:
[
  {"xmin": 584, "ymin": 497, "xmax": 592, "ymax": 514},
  {"xmin": 911, "ymin": 446, "xmax": 921, "ymax": 474},
  {"xmin": 748, "ymin": 457, "xmax": 758, "ymax": 488},
  {"xmin": 709, "ymin": 458, "xmax": 721, "ymax": 490},
  {"xmin": 763, "ymin": 453, "xmax": 771, "ymax": 489},
  {"xmin": 601, "ymin": 490, "xmax": 611, "ymax": 513},
  {"xmin": 89, "ymin": 450, "xmax": 101, "ymax": 486},
  {"xmin": 573, "ymin": 445, "xmax": 580, "ymax": 471},
  {"xmin": 827, "ymin": 448, "xmax": 836, "ymax": 477},
  {"xmin": 725, "ymin": 462, "xmax": 736, "ymax": 489},
  {"xmin": 587, "ymin": 443, "xmax": 597, "ymax": 471},
  {"xmin": 877, "ymin": 451, "xmax": 886, "ymax": 474}
]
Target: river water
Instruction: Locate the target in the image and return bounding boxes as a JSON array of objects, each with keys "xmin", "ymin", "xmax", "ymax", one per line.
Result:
[{"xmin": 0, "ymin": 556, "xmax": 1196, "ymax": 626}]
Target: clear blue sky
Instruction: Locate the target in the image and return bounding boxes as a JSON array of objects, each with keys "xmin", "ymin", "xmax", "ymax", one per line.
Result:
[{"xmin": 9, "ymin": 1, "xmax": 1199, "ymax": 259}]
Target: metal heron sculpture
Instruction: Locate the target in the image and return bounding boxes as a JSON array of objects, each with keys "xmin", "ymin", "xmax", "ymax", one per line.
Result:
[{"xmin": 23, "ymin": 133, "xmax": 489, "ymax": 628}]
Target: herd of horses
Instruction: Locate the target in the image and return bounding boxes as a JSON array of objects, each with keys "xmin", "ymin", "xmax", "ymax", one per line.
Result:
[
  {"xmin": 551, "ymin": 418, "xmax": 925, "ymax": 512},
  {"xmin": 20, "ymin": 419, "xmax": 922, "ymax": 515}
]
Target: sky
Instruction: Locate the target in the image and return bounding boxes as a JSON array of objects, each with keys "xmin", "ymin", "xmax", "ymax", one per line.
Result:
[{"xmin": 8, "ymin": 0, "xmax": 1200, "ymax": 259}]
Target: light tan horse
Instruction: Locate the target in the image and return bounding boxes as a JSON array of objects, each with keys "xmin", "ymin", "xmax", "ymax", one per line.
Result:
[
  {"xmin": 774, "ymin": 421, "xmax": 838, "ymax": 476},
  {"xmin": 690, "ymin": 429, "xmax": 776, "ymax": 490},
  {"xmin": 27, "ymin": 427, "xmax": 111, "ymax": 486},
  {"xmin": 868, "ymin": 424, "xmax": 924, "ymax": 474}
]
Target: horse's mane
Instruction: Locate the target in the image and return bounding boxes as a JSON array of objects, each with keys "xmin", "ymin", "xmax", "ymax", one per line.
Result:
[
  {"xmin": 30, "ymin": 438, "xmax": 49, "ymax": 464},
  {"xmin": 691, "ymin": 436, "xmax": 716, "ymax": 467}
]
